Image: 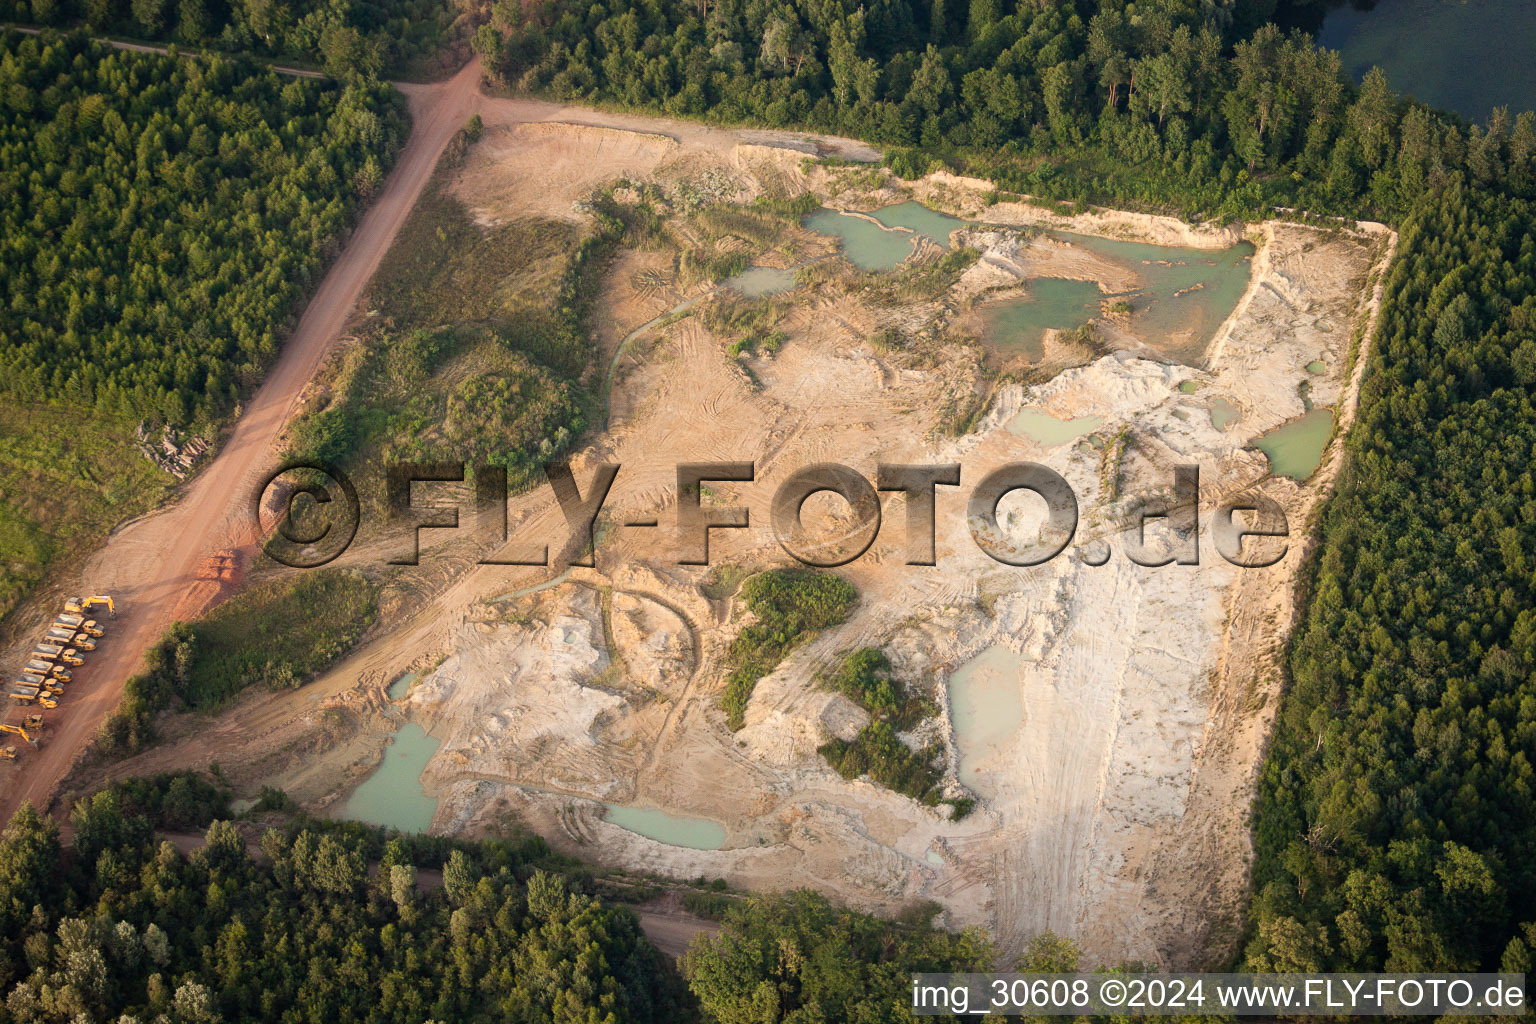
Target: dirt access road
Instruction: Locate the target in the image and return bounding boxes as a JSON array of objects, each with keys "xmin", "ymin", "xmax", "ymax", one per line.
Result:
[
  {"xmin": 0, "ymin": 59, "xmax": 484, "ymax": 823},
  {"xmin": 4, "ymin": 25, "xmax": 325, "ymax": 78}
]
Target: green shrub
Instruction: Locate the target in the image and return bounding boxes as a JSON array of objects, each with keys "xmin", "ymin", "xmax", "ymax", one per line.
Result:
[{"xmin": 720, "ymin": 570, "xmax": 856, "ymax": 729}]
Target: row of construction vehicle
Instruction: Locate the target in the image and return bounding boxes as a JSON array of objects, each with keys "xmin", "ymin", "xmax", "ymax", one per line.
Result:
[{"xmin": 2, "ymin": 595, "xmax": 114, "ymax": 762}]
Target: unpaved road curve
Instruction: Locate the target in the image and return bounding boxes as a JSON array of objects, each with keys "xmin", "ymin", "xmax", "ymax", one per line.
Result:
[{"xmin": 0, "ymin": 60, "xmax": 483, "ymax": 823}]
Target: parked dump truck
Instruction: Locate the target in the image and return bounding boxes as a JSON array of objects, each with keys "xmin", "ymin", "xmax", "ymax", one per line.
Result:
[
  {"xmin": 33, "ymin": 645, "xmax": 84, "ymax": 666},
  {"xmin": 54, "ymin": 615, "xmax": 104, "ymax": 637},
  {"xmin": 43, "ymin": 629, "xmax": 94, "ymax": 651}
]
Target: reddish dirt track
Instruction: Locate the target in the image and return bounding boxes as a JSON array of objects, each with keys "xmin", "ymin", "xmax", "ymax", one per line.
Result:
[{"xmin": 0, "ymin": 60, "xmax": 483, "ymax": 822}]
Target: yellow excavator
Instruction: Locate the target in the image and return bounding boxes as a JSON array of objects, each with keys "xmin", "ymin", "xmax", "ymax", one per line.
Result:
[
  {"xmin": 65, "ymin": 595, "xmax": 115, "ymax": 619},
  {"xmin": 0, "ymin": 723, "xmax": 39, "ymax": 746}
]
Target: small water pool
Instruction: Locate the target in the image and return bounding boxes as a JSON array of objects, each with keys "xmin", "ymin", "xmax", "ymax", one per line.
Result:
[
  {"xmin": 603, "ymin": 804, "xmax": 726, "ymax": 850},
  {"xmin": 1008, "ymin": 409, "xmax": 1103, "ymax": 446},
  {"xmin": 947, "ymin": 646, "xmax": 1025, "ymax": 793},
  {"xmin": 338, "ymin": 723, "xmax": 440, "ymax": 833},
  {"xmin": 1252, "ymin": 408, "xmax": 1334, "ymax": 481},
  {"xmin": 387, "ymin": 671, "xmax": 418, "ymax": 700},
  {"xmin": 725, "ymin": 265, "xmax": 797, "ymax": 296}
]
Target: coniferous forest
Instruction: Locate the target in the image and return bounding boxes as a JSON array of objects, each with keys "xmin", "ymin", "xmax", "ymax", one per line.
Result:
[{"xmin": 0, "ymin": 32, "xmax": 405, "ymax": 426}]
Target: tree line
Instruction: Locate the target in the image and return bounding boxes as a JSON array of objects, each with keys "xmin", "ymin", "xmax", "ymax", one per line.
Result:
[
  {"xmin": 0, "ymin": 0, "xmax": 467, "ymax": 79},
  {"xmin": 476, "ymin": 0, "xmax": 1536, "ymax": 221},
  {"xmin": 0, "ymin": 775, "xmax": 997, "ymax": 1021},
  {"xmin": 0, "ymin": 794, "xmax": 694, "ymax": 1022}
]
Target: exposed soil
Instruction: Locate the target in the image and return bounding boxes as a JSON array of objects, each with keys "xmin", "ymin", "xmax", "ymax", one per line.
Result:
[{"xmin": 40, "ymin": 92, "xmax": 1395, "ymax": 970}]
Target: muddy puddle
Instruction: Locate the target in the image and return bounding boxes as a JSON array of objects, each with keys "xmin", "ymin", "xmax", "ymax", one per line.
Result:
[
  {"xmin": 387, "ymin": 671, "xmax": 417, "ymax": 699},
  {"xmin": 724, "ymin": 265, "xmax": 797, "ymax": 296},
  {"xmin": 603, "ymin": 804, "xmax": 726, "ymax": 849},
  {"xmin": 338, "ymin": 723, "xmax": 440, "ymax": 832},
  {"xmin": 948, "ymin": 646, "xmax": 1026, "ymax": 795},
  {"xmin": 1208, "ymin": 397, "xmax": 1240, "ymax": 431},
  {"xmin": 1252, "ymin": 407, "xmax": 1334, "ymax": 480},
  {"xmin": 1008, "ymin": 409, "xmax": 1103, "ymax": 445}
]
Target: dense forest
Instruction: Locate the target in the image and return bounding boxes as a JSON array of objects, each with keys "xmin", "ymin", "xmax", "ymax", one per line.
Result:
[
  {"xmin": 0, "ymin": 778, "xmax": 992, "ymax": 1021},
  {"xmin": 0, "ymin": 794, "xmax": 693, "ymax": 1022},
  {"xmin": 1248, "ymin": 183, "xmax": 1536, "ymax": 972},
  {"xmin": 0, "ymin": 32, "xmax": 405, "ymax": 426},
  {"xmin": 470, "ymin": 0, "xmax": 1536, "ymax": 974}
]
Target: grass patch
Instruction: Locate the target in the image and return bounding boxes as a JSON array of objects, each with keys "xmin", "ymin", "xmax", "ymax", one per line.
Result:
[
  {"xmin": 183, "ymin": 569, "xmax": 379, "ymax": 703},
  {"xmin": 98, "ymin": 569, "xmax": 378, "ymax": 754},
  {"xmin": 819, "ymin": 721, "xmax": 946, "ymax": 806},
  {"xmin": 367, "ymin": 188, "xmax": 577, "ymax": 336},
  {"xmin": 721, "ymin": 569, "xmax": 856, "ymax": 730},
  {"xmin": 0, "ymin": 404, "xmax": 173, "ymax": 621},
  {"xmin": 704, "ymin": 294, "xmax": 788, "ymax": 359},
  {"xmin": 822, "ymin": 647, "xmax": 933, "ymax": 730},
  {"xmin": 289, "ymin": 183, "xmax": 629, "ymax": 496}
]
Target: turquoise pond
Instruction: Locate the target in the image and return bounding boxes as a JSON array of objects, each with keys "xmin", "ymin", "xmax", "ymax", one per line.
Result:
[
  {"xmin": 801, "ymin": 202, "xmax": 968, "ymax": 270},
  {"xmin": 338, "ymin": 723, "xmax": 440, "ymax": 833},
  {"xmin": 602, "ymin": 804, "xmax": 726, "ymax": 849},
  {"xmin": 1252, "ymin": 407, "xmax": 1335, "ymax": 481},
  {"xmin": 805, "ymin": 200, "xmax": 1255, "ymax": 364},
  {"xmin": 977, "ymin": 232, "xmax": 1255, "ymax": 365},
  {"xmin": 982, "ymin": 278, "xmax": 1107, "ymax": 361},
  {"xmin": 802, "ymin": 208, "xmax": 920, "ymax": 270},
  {"xmin": 866, "ymin": 200, "xmax": 969, "ymax": 246}
]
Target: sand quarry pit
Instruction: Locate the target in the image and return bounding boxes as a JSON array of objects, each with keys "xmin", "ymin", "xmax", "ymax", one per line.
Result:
[{"xmin": 96, "ymin": 102, "xmax": 1397, "ymax": 968}]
